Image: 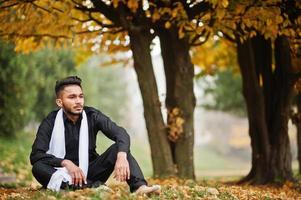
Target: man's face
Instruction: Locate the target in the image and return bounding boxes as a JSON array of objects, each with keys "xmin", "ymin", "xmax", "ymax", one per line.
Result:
[{"xmin": 56, "ymin": 85, "xmax": 84, "ymax": 115}]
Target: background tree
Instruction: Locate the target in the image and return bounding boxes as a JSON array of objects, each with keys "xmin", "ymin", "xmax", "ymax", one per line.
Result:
[
  {"xmin": 76, "ymin": 55, "xmax": 130, "ymax": 122},
  {"xmin": 291, "ymin": 92, "xmax": 301, "ymax": 175},
  {"xmin": 200, "ymin": 69, "xmax": 246, "ymax": 116},
  {"xmin": 0, "ymin": 40, "xmax": 34, "ymax": 137},
  {"xmin": 0, "ymin": 40, "xmax": 76, "ymax": 137},
  {"xmin": 210, "ymin": 0, "xmax": 301, "ymax": 183},
  {"xmin": 289, "ymin": 50, "xmax": 301, "ymax": 175},
  {"xmin": 30, "ymin": 48, "xmax": 76, "ymax": 121},
  {"xmin": 192, "ymin": 38, "xmax": 246, "ymax": 116}
]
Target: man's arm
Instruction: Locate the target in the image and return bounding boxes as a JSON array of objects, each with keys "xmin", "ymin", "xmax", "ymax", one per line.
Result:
[
  {"xmin": 95, "ymin": 111, "xmax": 130, "ymax": 153},
  {"xmin": 30, "ymin": 117, "xmax": 64, "ymax": 167},
  {"xmin": 114, "ymin": 151, "xmax": 130, "ymax": 182},
  {"xmin": 94, "ymin": 110, "xmax": 131, "ymax": 181}
]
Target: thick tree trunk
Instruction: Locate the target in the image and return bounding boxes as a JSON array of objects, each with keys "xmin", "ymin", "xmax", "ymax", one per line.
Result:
[
  {"xmin": 268, "ymin": 36, "xmax": 294, "ymax": 181},
  {"xmin": 237, "ymin": 38, "xmax": 270, "ymax": 184},
  {"xmin": 158, "ymin": 28, "xmax": 196, "ymax": 179},
  {"xmin": 129, "ymin": 29, "xmax": 175, "ymax": 177},
  {"xmin": 251, "ymin": 36, "xmax": 273, "ymax": 133}
]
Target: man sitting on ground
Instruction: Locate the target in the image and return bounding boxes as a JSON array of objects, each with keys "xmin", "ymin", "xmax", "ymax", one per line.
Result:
[{"xmin": 30, "ymin": 76, "xmax": 160, "ymax": 195}]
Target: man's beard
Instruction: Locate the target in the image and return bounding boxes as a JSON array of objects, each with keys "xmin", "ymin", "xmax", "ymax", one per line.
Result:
[{"xmin": 64, "ymin": 107, "xmax": 83, "ymax": 116}]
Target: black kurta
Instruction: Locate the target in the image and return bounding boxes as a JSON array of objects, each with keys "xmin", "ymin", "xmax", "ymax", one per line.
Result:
[
  {"xmin": 30, "ymin": 106, "xmax": 146, "ymax": 192},
  {"xmin": 30, "ymin": 106, "xmax": 130, "ymax": 167}
]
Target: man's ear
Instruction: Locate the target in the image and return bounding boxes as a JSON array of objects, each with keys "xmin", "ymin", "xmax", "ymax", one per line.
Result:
[{"xmin": 56, "ymin": 98, "xmax": 63, "ymax": 108}]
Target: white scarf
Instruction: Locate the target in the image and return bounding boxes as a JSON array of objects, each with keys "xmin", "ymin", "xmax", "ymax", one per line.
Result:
[{"xmin": 46, "ymin": 109, "xmax": 89, "ymax": 191}]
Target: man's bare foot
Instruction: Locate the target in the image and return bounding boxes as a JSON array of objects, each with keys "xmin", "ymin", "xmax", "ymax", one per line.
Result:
[{"xmin": 135, "ymin": 185, "xmax": 161, "ymax": 195}]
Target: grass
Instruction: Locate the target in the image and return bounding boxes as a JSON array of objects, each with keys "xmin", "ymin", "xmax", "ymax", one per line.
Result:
[
  {"xmin": 2, "ymin": 178, "xmax": 301, "ymax": 199},
  {"xmin": 0, "ymin": 132, "xmax": 33, "ymax": 187}
]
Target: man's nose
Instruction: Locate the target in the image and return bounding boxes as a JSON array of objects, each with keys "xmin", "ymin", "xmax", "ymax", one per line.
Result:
[{"xmin": 75, "ymin": 97, "xmax": 82, "ymax": 103}]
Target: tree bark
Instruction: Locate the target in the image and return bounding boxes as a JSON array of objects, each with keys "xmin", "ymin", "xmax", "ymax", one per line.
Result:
[
  {"xmin": 236, "ymin": 38, "xmax": 270, "ymax": 184},
  {"xmin": 129, "ymin": 29, "xmax": 175, "ymax": 177},
  {"xmin": 158, "ymin": 28, "xmax": 196, "ymax": 179},
  {"xmin": 268, "ymin": 36, "xmax": 294, "ymax": 181},
  {"xmin": 251, "ymin": 36, "xmax": 273, "ymax": 133}
]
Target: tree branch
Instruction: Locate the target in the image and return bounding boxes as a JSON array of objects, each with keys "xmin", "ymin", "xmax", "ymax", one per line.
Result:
[
  {"xmin": 74, "ymin": 29, "xmax": 101, "ymax": 35},
  {"xmin": 71, "ymin": 17, "xmax": 91, "ymax": 23},
  {"xmin": 183, "ymin": 1, "xmax": 212, "ymax": 20},
  {"xmin": 222, "ymin": 32, "xmax": 236, "ymax": 43},
  {"xmin": 0, "ymin": 32, "xmax": 70, "ymax": 39},
  {"xmin": 74, "ymin": 3, "xmax": 100, "ymax": 13},
  {"xmin": 90, "ymin": 0, "xmax": 120, "ymax": 25},
  {"xmin": 87, "ymin": 12, "xmax": 117, "ymax": 29},
  {"xmin": 30, "ymin": 2, "xmax": 51, "ymax": 13},
  {"xmin": 190, "ymin": 32, "xmax": 210, "ymax": 46},
  {"xmin": 0, "ymin": 2, "xmax": 18, "ymax": 9},
  {"xmin": 102, "ymin": 27, "xmax": 125, "ymax": 35}
]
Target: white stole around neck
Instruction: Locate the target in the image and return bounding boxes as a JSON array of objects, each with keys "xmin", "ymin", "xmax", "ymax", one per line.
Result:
[{"xmin": 46, "ymin": 109, "xmax": 89, "ymax": 191}]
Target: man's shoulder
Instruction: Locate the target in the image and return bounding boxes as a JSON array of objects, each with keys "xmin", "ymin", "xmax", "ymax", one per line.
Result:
[
  {"xmin": 39, "ymin": 109, "xmax": 59, "ymax": 127},
  {"xmin": 84, "ymin": 106, "xmax": 107, "ymax": 119},
  {"xmin": 84, "ymin": 106, "xmax": 98, "ymax": 113},
  {"xmin": 84, "ymin": 106, "xmax": 103, "ymax": 115}
]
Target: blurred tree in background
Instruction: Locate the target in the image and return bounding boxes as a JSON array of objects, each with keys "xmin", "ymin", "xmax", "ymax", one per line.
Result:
[
  {"xmin": 0, "ymin": 40, "xmax": 76, "ymax": 137},
  {"xmin": 200, "ymin": 69, "xmax": 246, "ymax": 117},
  {"xmin": 76, "ymin": 55, "xmax": 129, "ymax": 122},
  {"xmin": 193, "ymin": 38, "xmax": 246, "ymax": 116},
  {"xmin": 0, "ymin": 41, "xmax": 34, "ymax": 137},
  {"xmin": 0, "ymin": 40, "xmax": 128, "ymax": 138},
  {"xmin": 30, "ymin": 48, "xmax": 76, "ymax": 121}
]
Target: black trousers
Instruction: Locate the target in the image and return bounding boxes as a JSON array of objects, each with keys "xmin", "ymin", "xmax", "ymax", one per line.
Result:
[{"xmin": 32, "ymin": 144, "xmax": 147, "ymax": 192}]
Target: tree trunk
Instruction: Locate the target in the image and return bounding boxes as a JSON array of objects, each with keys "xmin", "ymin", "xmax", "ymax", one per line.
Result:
[
  {"xmin": 268, "ymin": 36, "xmax": 294, "ymax": 181},
  {"xmin": 251, "ymin": 35, "xmax": 273, "ymax": 134},
  {"xmin": 158, "ymin": 28, "xmax": 196, "ymax": 179},
  {"xmin": 129, "ymin": 29, "xmax": 175, "ymax": 177},
  {"xmin": 236, "ymin": 38, "xmax": 270, "ymax": 184}
]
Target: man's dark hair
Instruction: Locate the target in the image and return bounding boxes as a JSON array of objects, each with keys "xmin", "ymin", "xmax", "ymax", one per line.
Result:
[{"xmin": 55, "ymin": 76, "xmax": 82, "ymax": 97}]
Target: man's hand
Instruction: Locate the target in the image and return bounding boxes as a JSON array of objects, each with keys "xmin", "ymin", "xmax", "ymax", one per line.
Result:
[
  {"xmin": 113, "ymin": 152, "xmax": 130, "ymax": 182},
  {"xmin": 61, "ymin": 159, "xmax": 86, "ymax": 187}
]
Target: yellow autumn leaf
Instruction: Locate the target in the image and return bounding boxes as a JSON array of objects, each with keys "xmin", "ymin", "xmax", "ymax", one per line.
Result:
[
  {"xmin": 165, "ymin": 21, "xmax": 171, "ymax": 29},
  {"xmin": 176, "ymin": 117, "xmax": 185, "ymax": 126},
  {"xmin": 276, "ymin": 15, "xmax": 283, "ymax": 24},
  {"xmin": 178, "ymin": 26, "xmax": 185, "ymax": 39},
  {"xmin": 235, "ymin": 5, "xmax": 245, "ymax": 14},
  {"xmin": 113, "ymin": 0, "xmax": 119, "ymax": 8},
  {"xmin": 221, "ymin": 0, "xmax": 229, "ymax": 8},
  {"xmin": 127, "ymin": 0, "xmax": 138, "ymax": 13},
  {"xmin": 152, "ymin": 9, "xmax": 160, "ymax": 22}
]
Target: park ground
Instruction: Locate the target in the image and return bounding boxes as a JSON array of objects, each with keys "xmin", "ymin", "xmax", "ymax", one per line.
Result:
[{"xmin": 0, "ymin": 132, "xmax": 301, "ymax": 200}]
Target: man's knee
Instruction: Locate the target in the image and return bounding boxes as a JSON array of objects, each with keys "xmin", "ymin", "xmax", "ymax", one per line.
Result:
[
  {"xmin": 31, "ymin": 162, "xmax": 40, "ymax": 177},
  {"xmin": 31, "ymin": 161, "xmax": 55, "ymax": 187}
]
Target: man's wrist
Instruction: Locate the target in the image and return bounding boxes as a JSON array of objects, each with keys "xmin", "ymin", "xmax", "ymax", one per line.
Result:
[
  {"xmin": 117, "ymin": 152, "xmax": 127, "ymax": 158},
  {"xmin": 61, "ymin": 159, "xmax": 69, "ymax": 167}
]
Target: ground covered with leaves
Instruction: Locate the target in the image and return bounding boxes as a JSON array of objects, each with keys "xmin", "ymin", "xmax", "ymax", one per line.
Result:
[
  {"xmin": 1, "ymin": 134, "xmax": 301, "ymax": 199},
  {"xmin": 1, "ymin": 178, "xmax": 301, "ymax": 200}
]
